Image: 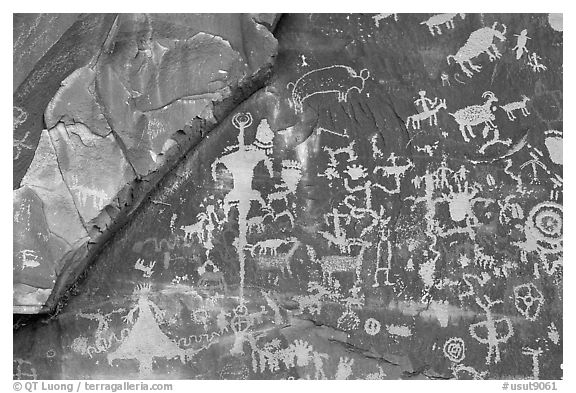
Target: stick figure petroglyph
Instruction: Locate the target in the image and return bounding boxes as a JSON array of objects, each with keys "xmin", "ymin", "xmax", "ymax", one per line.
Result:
[
  {"xmin": 373, "ymin": 153, "xmax": 414, "ymax": 194},
  {"xmin": 414, "ymin": 90, "xmax": 435, "ymax": 112},
  {"xmin": 528, "ymin": 53, "xmax": 547, "ymax": 72},
  {"xmin": 522, "ymin": 346, "xmax": 543, "ymax": 379},
  {"xmin": 407, "ymin": 91, "xmax": 447, "ymax": 130},
  {"xmin": 441, "ymin": 72, "xmax": 451, "ymax": 86},
  {"xmin": 468, "ymin": 296, "xmax": 514, "ymax": 365}
]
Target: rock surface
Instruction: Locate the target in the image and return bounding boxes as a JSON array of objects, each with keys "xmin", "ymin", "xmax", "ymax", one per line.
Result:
[
  {"xmin": 13, "ymin": 13, "xmax": 279, "ymax": 314},
  {"xmin": 14, "ymin": 13, "xmax": 562, "ymax": 380}
]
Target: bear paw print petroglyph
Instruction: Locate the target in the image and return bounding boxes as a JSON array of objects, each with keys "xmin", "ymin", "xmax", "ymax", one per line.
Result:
[{"xmin": 514, "ymin": 283, "xmax": 544, "ymax": 322}]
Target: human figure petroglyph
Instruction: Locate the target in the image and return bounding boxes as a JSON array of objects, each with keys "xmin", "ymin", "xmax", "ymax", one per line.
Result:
[
  {"xmin": 500, "ymin": 95, "xmax": 531, "ymax": 120},
  {"xmin": 373, "ymin": 152, "xmax": 414, "ymax": 194},
  {"xmin": 447, "ymin": 22, "xmax": 507, "ymax": 77},
  {"xmin": 319, "ymin": 207, "xmax": 358, "ymax": 253},
  {"xmin": 522, "ymin": 346, "xmax": 543, "ymax": 379},
  {"xmin": 372, "ymin": 218, "xmax": 394, "ymax": 287},
  {"xmin": 287, "ymin": 65, "xmax": 370, "ymax": 113},
  {"xmin": 449, "ymin": 91, "xmax": 499, "ymax": 142},
  {"xmin": 527, "ymin": 52, "xmax": 547, "ymax": 72},
  {"xmin": 407, "ymin": 99, "xmax": 447, "ymax": 130},
  {"xmin": 512, "ymin": 29, "xmax": 531, "ymax": 59},
  {"xmin": 441, "ymin": 72, "xmax": 451, "ymax": 86},
  {"xmin": 468, "ymin": 296, "xmax": 514, "ymax": 365},
  {"xmin": 414, "ymin": 90, "xmax": 436, "ymax": 112},
  {"xmin": 211, "ymin": 112, "xmax": 274, "ymax": 302},
  {"xmin": 180, "ymin": 203, "xmax": 223, "ymax": 262},
  {"xmin": 212, "ymin": 114, "xmax": 273, "ymax": 217},
  {"xmin": 420, "ymin": 13, "xmax": 466, "ymax": 36}
]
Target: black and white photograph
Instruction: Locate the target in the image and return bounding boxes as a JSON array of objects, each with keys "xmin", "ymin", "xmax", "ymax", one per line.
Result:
[{"xmin": 10, "ymin": 4, "xmax": 570, "ymax": 389}]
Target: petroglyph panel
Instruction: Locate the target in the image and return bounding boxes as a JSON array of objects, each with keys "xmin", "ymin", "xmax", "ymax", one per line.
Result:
[{"xmin": 14, "ymin": 13, "xmax": 562, "ymax": 380}]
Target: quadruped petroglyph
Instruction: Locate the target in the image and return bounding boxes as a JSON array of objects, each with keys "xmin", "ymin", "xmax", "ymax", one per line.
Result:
[{"xmin": 13, "ymin": 13, "xmax": 562, "ymax": 381}]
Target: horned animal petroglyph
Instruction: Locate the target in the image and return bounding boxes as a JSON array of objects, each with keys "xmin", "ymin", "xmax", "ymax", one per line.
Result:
[
  {"xmin": 500, "ymin": 95, "xmax": 531, "ymax": 120},
  {"xmin": 449, "ymin": 91, "xmax": 499, "ymax": 142},
  {"xmin": 447, "ymin": 22, "xmax": 507, "ymax": 77}
]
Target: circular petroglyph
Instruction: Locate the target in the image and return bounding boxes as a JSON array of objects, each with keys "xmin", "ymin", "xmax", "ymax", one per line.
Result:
[
  {"xmin": 443, "ymin": 337, "xmax": 466, "ymax": 363},
  {"xmin": 364, "ymin": 318, "xmax": 381, "ymax": 336},
  {"xmin": 529, "ymin": 202, "xmax": 562, "ymax": 243},
  {"xmin": 548, "ymin": 14, "xmax": 563, "ymax": 32}
]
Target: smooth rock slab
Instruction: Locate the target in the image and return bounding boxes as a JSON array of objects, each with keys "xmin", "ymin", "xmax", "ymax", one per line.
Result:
[{"xmin": 48, "ymin": 123, "xmax": 135, "ymax": 223}]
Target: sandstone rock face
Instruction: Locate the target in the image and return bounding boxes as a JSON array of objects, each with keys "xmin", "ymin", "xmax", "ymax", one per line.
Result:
[
  {"xmin": 13, "ymin": 13, "xmax": 278, "ymax": 315},
  {"xmin": 14, "ymin": 14, "xmax": 562, "ymax": 380}
]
